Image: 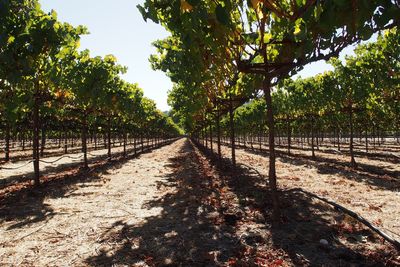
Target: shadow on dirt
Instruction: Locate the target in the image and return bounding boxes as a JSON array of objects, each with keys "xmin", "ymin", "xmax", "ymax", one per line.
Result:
[
  {"xmin": 84, "ymin": 139, "xmax": 388, "ymax": 266},
  {"xmin": 0, "ymin": 140, "xmax": 175, "ymax": 230},
  {"xmin": 193, "ymin": 140, "xmax": 391, "ymax": 266},
  {"xmin": 223, "ymin": 142, "xmax": 400, "ymax": 192},
  {"xmin": 0, "ymin": 141, "xmax": 171, "ymax": 188},
  {"xmin": 222, "ymin": 141, "xmax": 399, "ymax": 181},
  {"xmin": 85, "ymin": 139, "xmax": 241, "ymax": 266}
]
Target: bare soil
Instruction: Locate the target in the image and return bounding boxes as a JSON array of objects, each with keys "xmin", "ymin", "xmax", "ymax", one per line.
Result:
[
  {"xmin": 0, "ymin": 138, "xmax": 153, "ymax": 163},
  {"xmin": 215, "ymin": 141, "xmax": 400, "ymax": 236},
  {"xmin": 0, "ymin": 141, "xmax": 154, "ymax": 187},
  {"xmin": 0, "ymin": 138, "xmax": 399, "ymax": 266}
]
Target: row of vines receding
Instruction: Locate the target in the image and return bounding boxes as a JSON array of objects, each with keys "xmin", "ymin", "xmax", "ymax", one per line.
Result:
[
  {"xmin": 0, "ymin": 0, "xmax": 182, "ymax": 185},
  {"xmin": 138, "ymin": 0, "xmax": 400, "ymax": 219}
]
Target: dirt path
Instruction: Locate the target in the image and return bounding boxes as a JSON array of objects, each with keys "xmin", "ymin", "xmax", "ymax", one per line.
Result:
[
  {"xmin": 0, "ymin": 139, "xmax": 183, "ymax": 266},
  {"xmin": 1, "ymin": 138, "xmax": 398, "ymax": 266}
]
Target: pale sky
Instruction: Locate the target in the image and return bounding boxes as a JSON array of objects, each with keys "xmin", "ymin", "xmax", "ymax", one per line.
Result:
[
  {"xmin": 39, "ymin": 0, "xmax": 360, "ymax": 111},
  {"xmin": 40, "ymin": 0, "xmax": 172, "ymax": 110}
]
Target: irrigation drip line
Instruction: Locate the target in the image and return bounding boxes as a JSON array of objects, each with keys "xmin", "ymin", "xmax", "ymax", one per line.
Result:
[
  {"xmin": 390, "ymin": 152, "xmax": 400, "ymax": 159},
  {"xmin": 287, "ymin": 188, "xmax": 400, "ymax": 250},
  {"xmin": 39, "ymin": 154, "xmax": 83, "ymax": 164},
  {"xmin": 0, "ymin": 152, "xmax": 108, "ymax": 170},
  {"xmin": 87, "ymin": 152, "xmax": 100, "ymax": 157},
  {"xmin": 384, "ymin": 227, "xmax": 400, "ymax": 239},
  {"xmin": 0, "ymin": 160, "xmax": 34, "ymax": 170}
]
